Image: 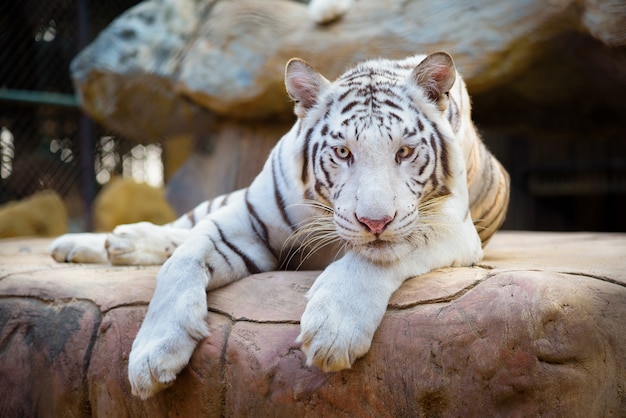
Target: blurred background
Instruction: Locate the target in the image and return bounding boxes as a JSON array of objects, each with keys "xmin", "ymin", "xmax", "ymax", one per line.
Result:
[
  {"xmin": 0, "ymin": 0, "xmax": 166, "ymax": 234},
  {"xmin": 1, "ymin": 0, "xmax": 625, "ymax": 237}
]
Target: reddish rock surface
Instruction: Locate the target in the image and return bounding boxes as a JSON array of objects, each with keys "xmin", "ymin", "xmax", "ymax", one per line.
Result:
[{"xmin": 0, "ymin": 232, "xmax": 625, "ymax": 416}]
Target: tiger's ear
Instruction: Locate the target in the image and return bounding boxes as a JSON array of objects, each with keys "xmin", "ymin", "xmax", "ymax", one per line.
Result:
[
  {"xmin": 410, "ymin": 52, "xmax": 456, "ymax": 110},
  {"xmin": 285, "ymin": 58, "xmax": 329, "ymax": 118}
]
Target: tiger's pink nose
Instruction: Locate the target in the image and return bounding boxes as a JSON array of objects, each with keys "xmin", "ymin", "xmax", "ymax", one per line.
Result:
[{"xmin": 357, "ymin": 215, "xmax": 394, "ymax": 235}]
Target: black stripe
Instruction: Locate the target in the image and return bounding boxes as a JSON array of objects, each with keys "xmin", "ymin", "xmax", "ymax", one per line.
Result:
[
  {"xmin": 275, "ymin": 139, "xmax": 291, "ymax": 188},
  {"xmin": 323, "ymin": 97, "xmax": 335, "ymax": 119},
  {"xmin": 469, "ymin": 148, "xmax": 495, "ymax": 207},
  {"xmin": 377, "ymin": 87, "xmax": 402, "ymax": 100},
  {"xmin": 209, "ymin": 235, "xmax": 233, "ymax": 271},
  {"xmin": 301, "ymin": 127, "xmax": 314, "ymax": 184},
  {"xmin": 411, "ymin": 177, "xmax": 427, "ymax": 187},
  {"xmin": 205, "ymin": 263, "xmax": 215, "ymax": 275},
  {"xmin": 428, "ymin": 133, "xmax": 440, "ymax": 185},
  {"xmin": 295, "ymin": 119, "xmax": 302, "ymax": 137},
  {"xmin": 447, "ymin": 97, "xmax": 460, "ymax": 132},
  {"xmin": 340, "ymin": 117, "xmax": 354, "ymax": 127},
  {"xmin": 432, "ymin": 125, "xmax": 451, "ymax": 179},
  {"xmin": 208, "ymin": 198, "xmax": 217, "ymax": 212},
  {"xmin": 319, "ymin": 157, "xmax": 334, "ymax": 189},
  {"xmin": 472, "ymin": 166, "xmax": 505, "ymax": 223},
  {"xmin": 403, "ymin": 127, "xmax": 417, "ymax": 138},
  {"xmin": 245, "ymin": 190, "xmax": 279, "ymax": 260},
  {"xmin": 383, "ymin": 99, "xmax": 402, "ymax": 111},
  {"xmin": 395, "ymin": 210, "xmax": 416, "ymax": 229},
  {"xmin": 338, "ymin": 89, "xmax": 352, "ymax": 101},
  {"xmin": 186, "ymin": 211, "xmax": 196, "ymax": 227},
  {"xmin": 271, "ymin": 153, "xmax": 296, "ymax": 230},
  {"xmin": 341, "ymin": 100, "xmax": 360, "ymax": 114},
  {"xmin": 219, "ymin": 192, "xmax": 231, "ymax": 208},
  {"xmin": 416, "ymin": 149, "xmax": 431, "ymax": 175},
  {"xmin": 332, "ymin": 185, "xmax": 344, "ymax": 200},
  {"xmin": 311, "ymin": 142, "xmax": 320, "ymax": 177},
  {"xmin": 215, "ymin": 223, "xmax": 262, "ymax": 275}
]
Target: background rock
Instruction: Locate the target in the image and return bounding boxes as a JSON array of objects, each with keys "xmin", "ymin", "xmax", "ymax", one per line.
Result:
[{"xmin": 71, "ymin": 0, "xmax": 626, "ymax": 133}]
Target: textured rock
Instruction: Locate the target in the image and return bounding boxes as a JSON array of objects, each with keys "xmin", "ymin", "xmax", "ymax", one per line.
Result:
[
  {"xmin": 71, "ymin": 0, "xmax": 626, "ymax": 140},
  {"xmin": 163, "ymin": 121, "xmax": 291, "ymax": 214},
  {"xmin": 0, "ymin": 297, "xmax": 99, "ymax": 417},
  {"xmin": 0, "ymin": 232, "xmax": 625, "ymax": 416}
]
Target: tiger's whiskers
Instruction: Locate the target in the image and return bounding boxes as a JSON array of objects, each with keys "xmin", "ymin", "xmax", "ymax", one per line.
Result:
[
  {"xmin": 280, "ymin": 200, "xmax": 342, "ymax": 270},
  {"xmin": 405, "ymin": 194, "xmax": 455, "ymax": 246}
]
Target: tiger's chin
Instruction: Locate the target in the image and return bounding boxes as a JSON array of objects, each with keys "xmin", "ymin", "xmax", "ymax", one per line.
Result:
[{"xmin": 352, "ymin": 239, "xmax": 411, "ymax": 264}]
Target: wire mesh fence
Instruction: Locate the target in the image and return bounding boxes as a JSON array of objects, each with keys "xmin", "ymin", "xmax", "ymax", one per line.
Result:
[{"xmin": 0, "ymin": 0, "xmax": 167, "ymax": 233}]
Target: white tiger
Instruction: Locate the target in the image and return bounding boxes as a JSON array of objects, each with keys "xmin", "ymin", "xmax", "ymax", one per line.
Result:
[{"xmin": 49, "ymin": 52, "xmax": 509, "ymax": 399}]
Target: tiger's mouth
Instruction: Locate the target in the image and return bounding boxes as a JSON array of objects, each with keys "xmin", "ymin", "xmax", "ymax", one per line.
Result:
[
  {"xmin": 353, "ymin": 237, "xmax": 408, "ymax": 263},
  {"xmin": 365, "ymin": 238, "xmax": 392, "ymax": 249}
]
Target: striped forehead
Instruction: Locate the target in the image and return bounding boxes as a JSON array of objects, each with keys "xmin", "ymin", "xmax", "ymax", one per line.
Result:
[{"xmin": 321, "ymin": 67, "xmax": 418, "ymax": 140}]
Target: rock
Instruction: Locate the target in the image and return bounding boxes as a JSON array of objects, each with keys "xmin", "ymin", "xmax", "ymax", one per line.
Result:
[
  {"xmin": 71, "ymin": 0, "xmax": 626, "ymax": 139},
  {"xmin": 0, "ymin": 298, "xmax": 99, "ymax": 417},
  {"xmin": 93, "ymin": 178, "xmax": 176, "ymax": 232},
  {"xmin": 0, "ymin": 232, "xmax": 625, "ymax": 415},
  {"xmin": 163, "ymin": 121, "xmax": 291, "ymax": 213},
  {"xmin": 0, "ymin": 190, "xmax": 67, "ymax": 238}
]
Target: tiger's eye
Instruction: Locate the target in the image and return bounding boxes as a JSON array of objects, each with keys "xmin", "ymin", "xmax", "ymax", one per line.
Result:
[
  {"xmin": 396, "ymin": 146, "xmax": 414, "ymax": 160},
  {"xmin": 334, "ymin": 146, "xmax": 352, "ymax": 160}
]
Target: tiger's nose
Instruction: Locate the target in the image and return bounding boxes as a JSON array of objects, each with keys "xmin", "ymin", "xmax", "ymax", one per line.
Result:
[{"xmin": 357, "ymin": 215, "xmax": 394, "ymax": 235}]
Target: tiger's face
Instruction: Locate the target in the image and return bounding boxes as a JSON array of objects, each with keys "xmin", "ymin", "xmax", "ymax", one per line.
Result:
[{"xmin": 286, "ymin": 53, "xmax": 458, "ymax": 263}]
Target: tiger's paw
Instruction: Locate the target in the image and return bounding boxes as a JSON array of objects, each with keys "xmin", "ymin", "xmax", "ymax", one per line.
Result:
[
  {"xmin": 128, "ymin": 322, "xmax": 205, "ymax": 399},
  {"xmin": 128, "ymin": 281, "xmax": 209, "ymax": 398},
  {"xmin": 105, "ymin": 222, "xmax": 176, "ymax": 265},
  {"xmin": 49, "ymin": 233, "xmax": 108, "ymax": 263},
  {"xmin": 297, "ymin": 295, "xmax": 374, "ymax": 372}
]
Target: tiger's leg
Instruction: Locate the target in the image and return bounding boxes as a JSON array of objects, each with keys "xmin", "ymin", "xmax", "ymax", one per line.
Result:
[
  {"xmin": 48, "ymin": 190, "xmax": 244, "ymax": 265},
  {"xmin": 297, "ymin": 252, "xmax": 408, "ymax": 371},
  {"xmin": 299, "ymin": 197, "xmax": 482, "ymax": 372},
  {"xmin": 49, "ymin": 222, "xmax": 193, "ymax": 265},
  {"xmin": 128, "ymin": 198, "xmax": 279, "ymax": 399}
]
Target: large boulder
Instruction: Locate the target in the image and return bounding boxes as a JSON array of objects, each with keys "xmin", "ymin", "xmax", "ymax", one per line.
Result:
[
  {"xmin": 1, "ymin": 231, "xmax": 625, "ymax": 416},
  {"xmin": 71, "ymin": 0, "xmax": 626, "ymax": 139}
]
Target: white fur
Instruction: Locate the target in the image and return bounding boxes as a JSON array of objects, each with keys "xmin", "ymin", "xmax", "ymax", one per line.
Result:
[
  {"xmin": 128, "ymin": 238, "xmax": 210, "ymax": 398},
  {"xmin": 49, "ymin": 233, "xmax": 108, "ymax": 263},
  {"xmin": 49, "ymin": 222, "xmax": 190, "ymax": 265}
]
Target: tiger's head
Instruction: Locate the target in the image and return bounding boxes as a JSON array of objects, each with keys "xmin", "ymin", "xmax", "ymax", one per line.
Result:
[{"xmin": 285, "ymin": 52, "xmax": 467, "ymax": 264}]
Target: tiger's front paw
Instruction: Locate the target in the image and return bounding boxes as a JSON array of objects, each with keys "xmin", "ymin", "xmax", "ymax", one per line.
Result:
[
  {"xmin": 128, "ymin": 322, "xmax": 204, "ymax": 399},
  {"xmin": 128, "ymin": 257, "xmax": 210, "ymax": 398},
  {"xmin": 297, "ymin": 295, "xmax": 374, "ymax": 372},
  {"xmin": 106, "ymin": 222, "xmax": 176, "ymax": 265},
  {"xmin": 49, "ymin": 233, "xmax": 108, "ymax": 263}
]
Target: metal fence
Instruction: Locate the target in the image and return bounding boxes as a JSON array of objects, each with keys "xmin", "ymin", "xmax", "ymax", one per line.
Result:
[{"xmin": 0, "ymin": 0, "xmax": 158, "ymax": 231}]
